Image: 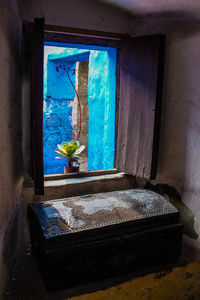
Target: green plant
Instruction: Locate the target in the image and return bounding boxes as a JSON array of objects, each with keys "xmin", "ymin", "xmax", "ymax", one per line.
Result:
[{"xmin": 55, "ymin": 140, "xmax": 85, "ymax": 168}]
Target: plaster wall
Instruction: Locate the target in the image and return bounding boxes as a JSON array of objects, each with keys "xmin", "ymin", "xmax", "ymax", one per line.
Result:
[
  {"xmin": 88, "ymin": 49, "xmax": 116, "ymax": 170},
  {"xmin": 76, "ymin": 61, "xmax": 89, "ymax": 169},
  {"xmin": 43, "ymin": 47, "xmax": 89, "ymax": 174},
  {"xmin": 43, "ymin": 48, "xmax": 77, "ymax": 175},
  {"xmin": 17, "ymin": 0, "xmax": 132, "ymax": 34},
  {"xmin": 43, "ymin": 98, "xmax": 73, "ymax": 175},
  {"xmin": 156, "ymin": 30, "xmax": 200, "ymax": 235},
  {"xmin": 0, "ymin": 0, "xmax": 23, "ymax": 292},
  {"xmin": 45, "ymin": 47, "xmax": 87, "ymax": 99}
]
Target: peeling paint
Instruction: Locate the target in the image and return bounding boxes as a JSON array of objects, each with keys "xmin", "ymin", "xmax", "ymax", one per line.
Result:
[
  {"xmin": 43, "ymin": 189, "xmax": 178, "ymax": 232},
  {"xmin": 75, "ymin": 197, "xmax": 132, "ymax": 215}
]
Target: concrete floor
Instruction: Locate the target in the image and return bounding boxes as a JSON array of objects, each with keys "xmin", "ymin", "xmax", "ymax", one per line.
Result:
[{"xmin": 3, "ymin": 235, "xmax": 200, "ymax": 300}]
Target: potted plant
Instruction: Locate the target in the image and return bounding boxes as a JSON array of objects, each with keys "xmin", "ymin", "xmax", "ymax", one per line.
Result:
[{"xmin": 55, "ymin": 140, "xmax": 85, "ymax": 173}]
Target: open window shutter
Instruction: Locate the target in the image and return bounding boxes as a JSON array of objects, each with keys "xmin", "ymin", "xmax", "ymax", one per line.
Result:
[
  {"xmin": 31, "ymin": 18, "xmax": 45, "ymax": 195},
  {"xmin": 116, "ymin": 35, "xmax": 165, "ymax": 179}
]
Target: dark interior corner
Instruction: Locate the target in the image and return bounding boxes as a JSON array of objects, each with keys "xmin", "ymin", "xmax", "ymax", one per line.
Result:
[{"xmin": 145, "ymin": 181, "xmax": 199, "ymax": 239}]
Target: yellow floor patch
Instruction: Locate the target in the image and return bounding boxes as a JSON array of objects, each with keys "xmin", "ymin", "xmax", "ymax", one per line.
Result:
[{"xmin": 71, "ymin": 261, "xmax": 200, "ymax": 300}]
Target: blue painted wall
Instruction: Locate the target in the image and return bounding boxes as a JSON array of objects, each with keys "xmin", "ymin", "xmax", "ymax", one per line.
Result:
[
  {"xmin": 43, "ymin": 47, "xmax": 89, "ymax": 99},
  {"xmin": 88, "ymin": 48, "xmax": 117, "ymax": 171},
  {"xmin": 43, "ymin": 97, "xmax": 72, "ymax": 174},
  {"xmin": 47, "ymin": 61, "xmax": 76, "ymax": 100},
  {"xmin": 43, "ymin": 47, "xmax": 86, "ymax": 174},
  {"xmin": 43, "ymin": 45, "xmax": 117, "ymax": 174}
]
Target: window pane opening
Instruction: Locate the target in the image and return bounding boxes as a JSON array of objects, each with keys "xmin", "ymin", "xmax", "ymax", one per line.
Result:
[{"xmin": 43, "ymin": 42, "xmax": 117, "ymax": 175}]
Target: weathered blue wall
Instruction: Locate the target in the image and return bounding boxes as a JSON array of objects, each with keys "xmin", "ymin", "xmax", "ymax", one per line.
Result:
[
  {"xmin": 43, "ymin": 98, "xmax": 72, "ymax": 174},
  {"xmin": 43, "ymin": 47, "xmax": 89, "ymax": 99},
  {"xmin": 43, "ymin": 47, "xmax": 87, "ymax": 175},
  {"xmin": 43, "ymin": 45, "xmax": 116, "ymax": 174},
  {"xmin": 88, "ymin": 48, "xmax": 117, "ymax": 171},
  {"xmin": 47, "ymin": 61, "xmax": 76, "ymax": 100}
]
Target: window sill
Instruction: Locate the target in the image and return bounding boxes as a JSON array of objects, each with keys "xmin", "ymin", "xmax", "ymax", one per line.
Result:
[
  {"xmin": 44, "ymin": 169, "xmax": 119, "ymax": 181},
  {"xmin": 41, "ymin": 171, "xmax": 134, "ymax": 201},
  {"xmin": 23, "ymin": 170, "xmax": 135, "ymax": 202}
]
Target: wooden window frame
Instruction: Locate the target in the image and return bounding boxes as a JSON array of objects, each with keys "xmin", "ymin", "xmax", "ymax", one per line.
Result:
[
  {"xmin": 43, "ymin": 24, "xmax": 124, "ymax": 181},
  {"xmin": 30, "ymin": 21, "xmax": 165, "ymax": 193}
]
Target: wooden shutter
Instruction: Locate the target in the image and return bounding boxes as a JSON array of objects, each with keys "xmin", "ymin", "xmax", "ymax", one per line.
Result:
[
  {"xmin": 116, "ymin": 35, "xmax": 165, "ymax": 179},
  {"xmin": 31, "ymin": 18, "xmax": 45, "ymax": 195}
]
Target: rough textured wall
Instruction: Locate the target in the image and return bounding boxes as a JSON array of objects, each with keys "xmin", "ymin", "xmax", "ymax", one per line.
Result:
[
  {"xmin": 43, "ymin": 49, "xmax": 75, "ymax": 175},
  {"xmin": 156, "ymin": 30, "xmax": 200, "ymax": 235},
  {"xmin": 43, "ymin": 47, "xmax": 89, "ymax": 174},
  {"xmin": 77, "ymin": 61, "xmax": 89, "ymax": 171},
  {"xmin": 88, "ymin": 49, "xmax": 117, "ymax": 171},
  {"xmin": 18, "ymin": 0, "xmax": 131, "ymax": 34},
  {"xmin": 43, "ymin": 98, "xmax": 73, "ymax": 174},
  {"xmin": 0, "ymin": 0, "xmax": 23, "ymax": 293}
]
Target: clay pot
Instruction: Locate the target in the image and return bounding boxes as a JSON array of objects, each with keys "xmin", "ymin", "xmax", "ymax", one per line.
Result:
[{"xmin": 64, "ymin": 166, "xmax": 80, "ymax": 174}]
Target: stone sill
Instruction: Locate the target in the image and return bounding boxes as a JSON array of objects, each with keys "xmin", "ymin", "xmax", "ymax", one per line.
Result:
[
  {"xmin": 40, "ymin": 172, "xmax": 134, "ymax": 201},
  {"xmin": 44, "ymin": 168, "xmax": 119, "ymax": 181},
  {"xmin": 45, "ymin": 172, "xmax": 126, "ymax": 187},
  {"xmin": 23, "ymin": 172, "xmax": 135, "ymax": 202},
  {"xmin": 23, "ymin": 169, "xmax": 119, "ymax": 188}
]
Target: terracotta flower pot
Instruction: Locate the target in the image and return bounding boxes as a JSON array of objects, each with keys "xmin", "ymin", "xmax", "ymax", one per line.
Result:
[{"xmin": 64, "ymin": 166, "xmax": 80, "ymax": 174}]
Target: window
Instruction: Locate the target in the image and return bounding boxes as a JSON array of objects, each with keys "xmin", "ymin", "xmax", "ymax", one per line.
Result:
[
  {"xmin": 30, "ymin": 18, "xmax": 165, "ymax": 194},
  {"xmin": 43, "ymin": 43, "xmax": 117, "ymax": 175}
]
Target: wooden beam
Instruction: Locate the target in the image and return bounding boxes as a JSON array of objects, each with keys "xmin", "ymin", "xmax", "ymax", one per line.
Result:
[
  {"xmin": 44, "ymin": 32, "xmax": 122, "ymax": 48},
  {"xmin": 116, "ymin": 35, "xmax": 165, "ymax": 179},
  {"xmin": 44, "ymin": 24, "xmax": 124, "ymax": 40},
  {"xmin": 150, "ymin": 36, "xmax": 165, "ymax": 179},
  {"xmin": 44, "ymin": 24, "xmax": 124, "ymax": 48},
  {"xmin": 31, "ymin": 18, "xmax": 45, "ymax": 195}
]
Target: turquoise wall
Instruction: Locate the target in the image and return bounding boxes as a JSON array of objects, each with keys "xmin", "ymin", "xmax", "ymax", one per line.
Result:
[
  {"xmin": 43, "ymin": 44, "xmax": 117, "ymax": 174},
  {"xmin": 88, "ymin": 49, "xmax": 117, "ymax": 170}
]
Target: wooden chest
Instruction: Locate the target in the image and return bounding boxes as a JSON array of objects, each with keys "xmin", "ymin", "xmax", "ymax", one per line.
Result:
[{"xmin": 28, "ymin": 189, "xmax": 183, "ymax": 290}]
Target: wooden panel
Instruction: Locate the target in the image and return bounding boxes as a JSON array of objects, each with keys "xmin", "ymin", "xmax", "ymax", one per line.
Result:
[
  {"xmin": 114, "ymin": 48, "xmax": 121, "ymax": 167},
  {"xmin": 151, "ymin": 36, "xmax": 165, "ymax": 179},
  {"xmin": 45, "ymin": 24, "xmax": 124, "ymax": 39},
  {"xmin": 31, "ymin": 18, "xmax": 44, "ymax": 195},
  {"xmin": 44, "ymin": 23, "xmax": 123, "ymax": 49},
  {"xmin": 116, "ymin": 35, "xmax": 165, "ymax": 179},
  {"xmin": 44, "ymin": 31, "xmax": 121, "ymax": 48}
]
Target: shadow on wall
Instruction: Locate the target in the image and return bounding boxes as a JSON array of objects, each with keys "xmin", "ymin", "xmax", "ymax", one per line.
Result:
[
  {"xmin": 157, "ymin": 29, "xmax": 200, "ymax": 235},
  {"xmin": 158, "ymin": 30, "xmax": 200, "ymax": 187},
  {"xmin": 145, "ymin": 182, "xmax": 198, "ymax": 239}
]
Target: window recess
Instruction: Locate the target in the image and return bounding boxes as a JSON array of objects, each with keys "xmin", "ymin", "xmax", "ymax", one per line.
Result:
[{"xmin": 28, "ymin": 18, "xmax": 165, "ymax": 195}]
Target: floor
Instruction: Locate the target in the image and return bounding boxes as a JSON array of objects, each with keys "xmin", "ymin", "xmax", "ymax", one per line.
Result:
[{"xmin": 4, "ymin": 235, "xmax": 200, "ymax": 300}]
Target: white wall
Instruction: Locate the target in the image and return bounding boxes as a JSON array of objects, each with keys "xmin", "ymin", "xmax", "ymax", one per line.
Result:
[
  {"xmin": 18, "ymin": 0, "xmax": 132, "ymax": 33},
  {"xmin": 157, "ymin": 30, "xmax": 200, "ymax": 235},
  {"xmin": 0, "ymin": 0, "xmax": 23, "ymax": 292}
]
